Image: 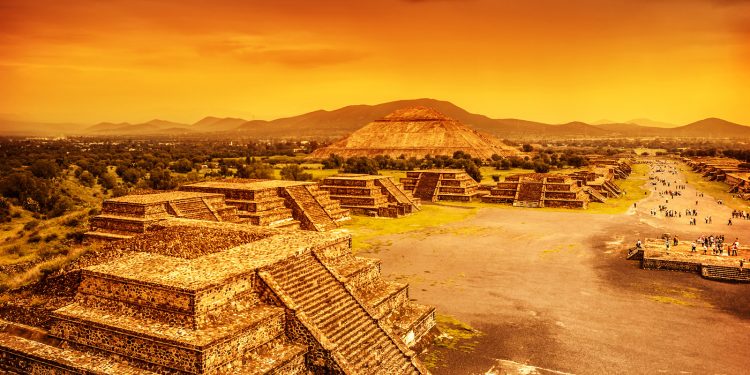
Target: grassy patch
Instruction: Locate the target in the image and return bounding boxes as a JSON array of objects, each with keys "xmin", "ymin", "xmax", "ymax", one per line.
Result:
[
  {"xmin": 679, "ymin": 163, "xmax": 750, "ymax": 211},
  {"xmin": 421, "ymin": 314, "xmax": 484, "ymax": 370},
  {"xmin": 648, "ymin": 295, "xmax": 693, "ymax": 306},
  {"xmin": 585, "ymin": 163, "xmax": 650, "ymax": 214},
  {"xmin": 342, "ymin": 204, "xmax": 479, "ymax": 253}
]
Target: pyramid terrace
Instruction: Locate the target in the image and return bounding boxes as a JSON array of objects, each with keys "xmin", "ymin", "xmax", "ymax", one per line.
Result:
[
  {"xmin": 319, "ymin": 174, "xmax": 421, "ymax": 217},
  {"xmin": 400, "ymin": 169, "xmax": 484, "ymax": 202},
  {"xmin": 481, "ymin": 173, "xmax": 593, "ymax": 208},
  {"xmin": 180, "ymin": 179, "xmax": 351, "ymax": 232},
  {"xmin": 0, "ymin": 219, "xmax": 436, "ymax": 374},
  {"xmin": 85, "ymin": 191, "xmax": 243, "ymax": 241}
]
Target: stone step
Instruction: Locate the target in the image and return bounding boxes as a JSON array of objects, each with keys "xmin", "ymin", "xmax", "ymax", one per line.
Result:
[
  {"xmin": 84, "ymin": 231, "xmax": 134, "ymax": 242},
  {"xmin": 0, "ymin": 329, "xmax": 155, "ymax": 375},
  {"xmin": 219, "ymin": 337, "xmax": 307, "ymax": 375},
  {"xmin": 50, "ymin": 302, "xmax": 285, "ymax": 373}
]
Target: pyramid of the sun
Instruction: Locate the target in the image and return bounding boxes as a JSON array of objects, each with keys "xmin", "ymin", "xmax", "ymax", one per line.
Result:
[{"xmin": 311, "ymin": 106, "xmax": 518, "ymax": 159}]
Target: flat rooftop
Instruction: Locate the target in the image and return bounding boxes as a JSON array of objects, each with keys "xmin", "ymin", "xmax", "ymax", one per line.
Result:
[
  {"xmin": 106, "ymin": 191, "xmax": 222, "ymax": 205},
  {"xmin": 86, "ymin": 219, "xmax": 349, "ymax": 290},
  {"xmin": 324, "ymin": 174, "xmax": 388, "ymax": 181},
  {"xmin": 183, "ymin": 179, "xmax": 314, "ymax": 191}
]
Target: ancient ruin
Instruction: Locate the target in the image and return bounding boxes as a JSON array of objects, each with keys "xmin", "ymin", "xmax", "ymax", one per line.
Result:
[
  {"xmin": 85, "ymin": 191, "xmax": 243, "ymax": 241},
  {"xmin": 401, "ymin": 169, "xmax": 484, "ymax": 202},
  {"xmin": 627, "ymin": 237, "xmax": 749, "ymax": 283},
  {"xmin": 0, "ymin": 219, "xmax": 436, "ymax": 374},
  {"xmin": 319, "ymin": 174, "xmax": 420, "ymax": 217},
  {"xmin": 481, "ymin": 173, "xmax": 592, "ymax": 208},
  {"xmin": 180, "ymin": 180, "xmax": 351, "ymax": 232},
  {"xmin": 684, "ymin": 157, "xmax": 750, "ymax": 199},
  {"xmin": 311, "ymin": 106, "xmax": 519, "ymax": 159}
]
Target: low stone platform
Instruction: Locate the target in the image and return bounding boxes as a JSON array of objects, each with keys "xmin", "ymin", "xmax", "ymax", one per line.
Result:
[
  {"xmin": 320, "ymin": 174, "xmax": 421, "ymax": 217},
  {"xmin": 481, "ymin": 173, "xmax": 590, "ymax": 209},
  {"xmin": 628, "ymin": 239, "xmax": 750, "ymax": 282},
  {"xmin": 401, "ymin": 169, "xmax": 484, "ymax": 202}
]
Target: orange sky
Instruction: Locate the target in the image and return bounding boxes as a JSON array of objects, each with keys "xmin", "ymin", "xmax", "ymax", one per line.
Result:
[{"xmin": 1, "ymin": 0, "xmax": 749, "ymax": 125}]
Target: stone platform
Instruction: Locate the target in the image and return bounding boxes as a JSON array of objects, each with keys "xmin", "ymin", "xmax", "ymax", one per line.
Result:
[
  {"xmin": 628, "ymin": 239, "xmax": 750, "ymax": 282},
  {"xmin": 401, "ymin": 169, "xmax": 484, "ymax": 203},
  {"xmin": 181, "ymin": 179, "xmax": 351, "ymax": 232},
  {"xmin": 482, "ymin": 173, "xmax": 590, "ymax": 209},
  {"xmin": 320, "ymin": 174, "xmax": 421, "ymax": 217},
  {"xmin": 85, "ymin": 191, "xmax": 241, "ymax": 241}
]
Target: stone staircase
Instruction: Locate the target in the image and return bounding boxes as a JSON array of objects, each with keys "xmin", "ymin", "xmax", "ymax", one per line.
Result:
[
  {"xmin": 170, "ymin": 198, "xmax": 219, "ymax": 221},
  {"xmin": 514, "ymin": 182, "xmax": 543, "ymax": 207},
  {"xmin": 701, "ymin": 264, "xmax": 750, "ymax": 282},
  {"xmin": 307, "ymin": 184, "xmax": 351, "ymax": 223},
  {"xmin": 413, "ymin": 172, "xmax": 440, "ymax": 202},
  {"xmin": 284, "ymin": 185, "xmax": 339, "ymax": 231},
  {"xmin": 582, "ymin": 186, "xmax": 608, "ymax": 203},
  {"xmin": 260, "ymin": 253, "xmax": 425, "ymax": 374},
  {"xmin": 376, "ymin": 177, "xmax": 421, "ymax": 213}
]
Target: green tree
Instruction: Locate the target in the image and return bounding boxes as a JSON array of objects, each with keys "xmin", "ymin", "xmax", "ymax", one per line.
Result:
[
  {"xmin": 236, "ymin": 160, "xmax": 273, "ymax": 179},
  {"xmin": 171, "ymin": 158, "xmax": 193, "ymax": 173},
  {"xmin": 280, "ymin": 165, "xmax": 313, "ymax": 181},
  {"xmin": 30, "ymin": 159, "xmax": 60, "ymax": 179}
]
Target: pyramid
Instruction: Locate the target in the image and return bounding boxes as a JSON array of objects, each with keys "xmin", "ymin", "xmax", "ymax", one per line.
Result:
[{"xmin": 311, "ymin": 106, "xmax": 519, "ymax": 159}]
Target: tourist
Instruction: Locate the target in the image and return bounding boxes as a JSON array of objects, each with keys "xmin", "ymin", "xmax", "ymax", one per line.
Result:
[
  {"xmin": 691, "ymin": 241, "xmax": 697, "ymax": 253},
  {"xmin": 740, "ymin": 259, "xmax": 745, "ymax": 272},
  {"xmin": 728, "ymin": 218, "xmax": 733, "ymax": 226},
  {"xmin": 636, "ymin": 239, "xmax": 642, "ymax": 249}
]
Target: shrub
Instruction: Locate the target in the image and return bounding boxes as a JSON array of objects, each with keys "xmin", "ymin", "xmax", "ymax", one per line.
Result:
[
  {"xmin": 44, "ymin": 233, "xmax": 59, "ymax": 242},
  {"xmin": 280, "ymin": 165, "xmax": 313, "ymax": 181},
  {"xmin": 23, "ymin": 221, "xmax": 39, "ymax": 231},
  {"xmin": 27, "ymin": 234, "xmax": 42, "ymax": 243}
]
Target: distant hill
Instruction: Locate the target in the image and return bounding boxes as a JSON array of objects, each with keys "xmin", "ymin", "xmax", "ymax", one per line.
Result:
[
  {"xmin": 669, "ymin": 118, "xmax": 750, "ymax": 138},
  {"xmin": 192, "ymin": 116, "xmax": 248, "ymax": 132},
  {"xmin": 627, "ymin": 118, "xmax": 676, "ymax": 128},
  {"xmin": 84, "ymin": 119, "xmax": 192, "ymax": 135},
  {"xmin": 3, "ymin": 99, "xmax": 750, "ymax": 139}
]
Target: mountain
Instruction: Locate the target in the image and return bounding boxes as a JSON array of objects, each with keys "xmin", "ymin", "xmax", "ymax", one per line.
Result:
[
  {"xmin": 311, "ymin": 106, "xmax": 519, "ymax": 159},
  {"xmin": 3, "ymin": 99, "xmax": 750, "ymax": 139},
  {"xmin": 84, "ymin": 119, "xmax": 191, "ymax": 135},
  {"xmin": 192, "ymin": 116, "xmax": 248, "ymax": 132},
  {"xmin": 626, "ymin": 118, "xmax": 675, "ymax": 128},
  {"xmin": 669, "ymin": 118, "xmax": 750, "ymax": 138},
  {"xmin": 233, "ymin": 98, "xmax": 573, "ymax": 139}
]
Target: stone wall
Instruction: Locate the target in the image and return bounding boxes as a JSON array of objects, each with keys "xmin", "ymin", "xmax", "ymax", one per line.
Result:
[{"xmin": 641, "ymin": 257, "xmax": 701, "ymax": 273}]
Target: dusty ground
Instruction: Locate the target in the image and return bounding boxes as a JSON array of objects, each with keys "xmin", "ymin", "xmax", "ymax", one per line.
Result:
[{"xmin": 359, "ymin": 161, "xmax": 750, "ymax": 374}]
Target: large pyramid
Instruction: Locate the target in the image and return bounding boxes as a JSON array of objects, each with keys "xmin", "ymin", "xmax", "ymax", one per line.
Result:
[{"xmin": 311, "ymin": 106, "xmax": 519, "ymax": 159}]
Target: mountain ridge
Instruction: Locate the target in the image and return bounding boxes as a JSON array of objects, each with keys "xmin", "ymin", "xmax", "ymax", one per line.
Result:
[{"xmin": 1, "ymin": 98, "xmax": 749, "ymax": 139}]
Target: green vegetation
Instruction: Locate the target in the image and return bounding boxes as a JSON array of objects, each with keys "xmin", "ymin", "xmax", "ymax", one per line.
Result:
[
  {"xmin": 585, "ymin": 163, "xmax": 650, "ymax": 214},
  {"xmin": 421, "ymin": 314, "xmax": 483, "ymax": 370},
  {"xmin": 342, "ymin": 204, "xmax": 479, "ymax": 252},
  {"xmin": 678, "ymin": 163, "xmax": 750, "ymax": 211}
]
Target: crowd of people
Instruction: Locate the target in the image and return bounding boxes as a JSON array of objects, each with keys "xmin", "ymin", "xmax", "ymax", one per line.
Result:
[{"xmin": 634, "ymin": 160, "xmax": 748, "ymax": 270}]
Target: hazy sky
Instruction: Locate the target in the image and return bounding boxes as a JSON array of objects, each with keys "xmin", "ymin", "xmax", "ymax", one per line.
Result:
[{"xmin": 1, "ymin": 0, "xmax": 749, "ymax": 125}]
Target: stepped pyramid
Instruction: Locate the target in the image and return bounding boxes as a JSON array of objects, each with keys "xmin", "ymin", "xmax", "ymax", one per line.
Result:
[
  {"xmin": 85, "ymin": 191, "xmax": 243, "ymax": 241},
  {"xmin": 181, "ymin": 179, "xmax": 351, "ymax": 231},
  {"xmin": 0, "ymin": 220, "xmax": 436, "ymax": 374},
  {"xmin": 311, "ymin": 106, "xmax": 518, "ymax": 159},
  {"xmin": 319, "ymin": 174, "xmax": 421, "ymax": 217}
]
